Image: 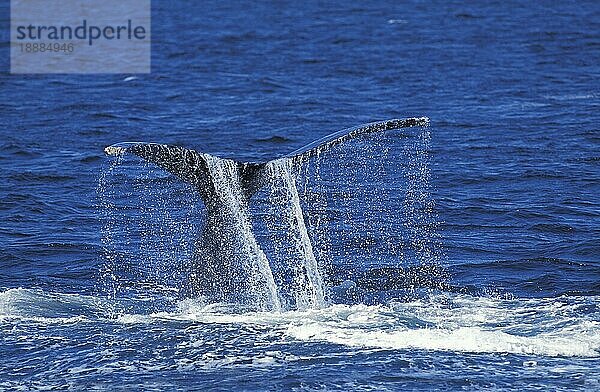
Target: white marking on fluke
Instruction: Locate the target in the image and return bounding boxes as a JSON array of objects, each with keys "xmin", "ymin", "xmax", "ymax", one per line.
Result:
[{"xmin": 104, "ymin": 145, "xmax": 126, "ymax": 156}]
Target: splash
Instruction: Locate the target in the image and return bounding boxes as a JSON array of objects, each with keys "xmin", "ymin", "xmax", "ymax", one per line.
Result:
[
  {"xmin": 201, "ymin": 155, "xmax": 281, "ymax": 311},
  {"xmin": 264, "ymin": 158, "xmax": 326, "ymax": 310}
]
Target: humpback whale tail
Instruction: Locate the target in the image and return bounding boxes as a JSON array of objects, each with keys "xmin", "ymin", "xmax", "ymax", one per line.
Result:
[
  {"xmin": 103, "ymin": 117, "xmax": 429, "ymax": 310},
  {"xmin": 104, "ymin": 117, "xmax": 429, "ymax": 203}
]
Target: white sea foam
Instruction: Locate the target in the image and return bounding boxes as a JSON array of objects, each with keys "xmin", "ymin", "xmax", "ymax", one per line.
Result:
[
  {"xmin": 2, "ymin": 288, "xmax": 598, "ymax": 357},
  {"xmin": 286, "ymin": 322, "xmax": 599, "ymax": 357},
  {"xmin": 283, "ymin": 296, "xmax": 600, "ymax": 357},
  {"xmin": 147, "ymin": 294, "xmax": 600, "ymax": 358}
]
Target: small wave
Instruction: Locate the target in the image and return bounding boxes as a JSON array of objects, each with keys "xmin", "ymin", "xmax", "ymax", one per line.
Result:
[
  {"xmin": 454, "ymin": 13, "xmax": 482, "ymax": 19},
  {"xmin": 0, "ymin": 143, "xmax": 43, "ymax": 157},
  {"xmin": 255, "ymin": 135, "xmax": 293, "ymax": 144},
  {"xmin": 90, "ymin": 112, "xmax": 120, "ymax": 119},
  {"xmin": 0, "ymin": 288, "xmax": 106, "ymax": 323},
  {"xmin": 576, "ymin": 156, "xmax": 600, "ymax": 164},
  {"xmin": 9, "ymin": 171, "xmax": 76, "ymax": 182},
  {"xmin": 529, "ymin": 222, "xmax": 575, "ymax": 233},
  {"xmin": 452, "ymin": 258, "xmax": 600, "ymax": 297},
  {"xmin": 543, "ymin": 93, "xmax": 599, "ymax": 101}
]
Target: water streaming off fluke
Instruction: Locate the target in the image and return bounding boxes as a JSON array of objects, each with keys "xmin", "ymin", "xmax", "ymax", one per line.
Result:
[
  {"xmin": 198, "ymin": 155, "xmax": 281, "ymax": 311},
  {"xmin": 98, "ymin": 121, "xmax": 440, "ymax": 312},
  {"xmin": 264, "ymin": 158, "xmax": 326, "ymax": 310}
]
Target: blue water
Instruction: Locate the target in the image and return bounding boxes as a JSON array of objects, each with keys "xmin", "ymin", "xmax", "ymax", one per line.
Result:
[{"xmin": 1, "ymin": 0, "xmax": 600, "ymax": 390}]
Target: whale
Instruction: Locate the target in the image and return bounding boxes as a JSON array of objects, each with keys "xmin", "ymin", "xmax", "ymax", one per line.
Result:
[{"xmin": 104, "ymin": 117, "xmax": 429, "ymax": 310}]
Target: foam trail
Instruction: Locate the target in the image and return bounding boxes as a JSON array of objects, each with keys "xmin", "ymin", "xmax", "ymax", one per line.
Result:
[
  {"xmin": 265, "ymin": 158, "xmax": 326, "ymax": 310},
  {"xmin": 204, "ymin": 156, "xmax": 281, "ymax": 311}
]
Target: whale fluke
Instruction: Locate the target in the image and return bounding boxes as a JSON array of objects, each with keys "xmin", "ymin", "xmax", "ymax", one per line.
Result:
[
  {"xmin": 104, "ymin": 117, "xmax": 429, "ymax": 202},
  {"xmin": 103, "ymin": 117, "xmax": 429, "ymax": 307}
]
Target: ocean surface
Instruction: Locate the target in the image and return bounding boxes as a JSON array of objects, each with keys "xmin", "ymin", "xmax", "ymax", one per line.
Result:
[{"xmin": 1, "ymin": 0, "xmax": 599, "ymax": 390}]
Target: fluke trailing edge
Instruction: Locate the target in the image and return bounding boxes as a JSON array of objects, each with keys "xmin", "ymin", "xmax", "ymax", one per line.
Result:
[
  {"xmin": 104, "ymin": 117, "xmax": 429, "ymax": 204},
  {"xmin": 103, "ymin": 117, "xmax": 429, "ymax": 309}
]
